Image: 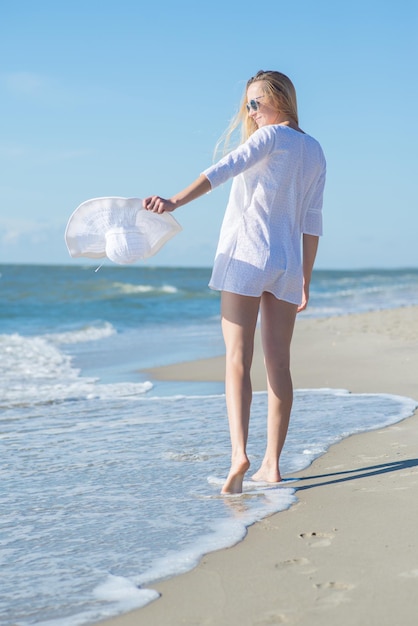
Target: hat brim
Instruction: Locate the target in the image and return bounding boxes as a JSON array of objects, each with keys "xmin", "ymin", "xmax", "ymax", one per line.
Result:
[{"xmin": 65, "ymin": 197, "xmax": 182, "ymax": 262}]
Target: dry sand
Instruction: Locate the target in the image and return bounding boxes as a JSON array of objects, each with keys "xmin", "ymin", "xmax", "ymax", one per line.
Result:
[{"xmin": 99, "ymin": 306, "xmax": 418, "ymax": 626}]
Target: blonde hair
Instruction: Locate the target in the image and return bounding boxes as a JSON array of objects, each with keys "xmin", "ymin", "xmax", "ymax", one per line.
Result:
[{"xmin": 215, "ymin": 70, "xmax": 299, "ymax": 156}]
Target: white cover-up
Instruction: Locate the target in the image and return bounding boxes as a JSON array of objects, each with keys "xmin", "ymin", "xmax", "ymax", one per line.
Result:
[{"xmin": 203, "ymin": 124, "xmax": 326, "ymax": 305}]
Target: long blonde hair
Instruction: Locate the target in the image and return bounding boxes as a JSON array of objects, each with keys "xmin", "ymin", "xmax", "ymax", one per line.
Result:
[{"xmin": 215, "ymin": 70, "xmax": 299, "ymax": 156}]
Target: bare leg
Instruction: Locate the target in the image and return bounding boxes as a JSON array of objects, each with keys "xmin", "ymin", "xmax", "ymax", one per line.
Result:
[
  {"xmin": 252, "ymin": 294, "xmax": 298, "ymax": 483},
  {"xmin": 220, "ymin": 291, "xmax": 260, "ymax": 494}
]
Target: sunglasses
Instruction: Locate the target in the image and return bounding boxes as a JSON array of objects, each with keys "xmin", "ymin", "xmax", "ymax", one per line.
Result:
[{"xmin": 246, "ymin": 96, "xmax": 264, "ymax": 113}]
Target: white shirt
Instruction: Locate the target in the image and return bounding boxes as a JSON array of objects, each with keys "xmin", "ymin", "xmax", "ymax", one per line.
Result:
[{"xmin": 202, "ymin": 124, "xmax": 326, "ymax": 304}]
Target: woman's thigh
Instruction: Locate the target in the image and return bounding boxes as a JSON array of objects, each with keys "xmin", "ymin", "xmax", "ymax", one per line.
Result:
[
  {"xmin": 260, "ymin": 293, "xmax": 298, "ymax": 367},
  {"xmin": 221, "ymin": 291, "xmax": 260, "ymax": 365}
]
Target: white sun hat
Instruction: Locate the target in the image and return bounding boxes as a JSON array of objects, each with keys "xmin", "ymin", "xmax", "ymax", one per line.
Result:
[{"xmin": 65, "ymin": 197, "xmax": 182, "ymax": 264}]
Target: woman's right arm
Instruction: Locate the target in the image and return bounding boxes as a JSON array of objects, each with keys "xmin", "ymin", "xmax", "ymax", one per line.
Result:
[
  {"xmin": 143, "ymin": 174, "xmax": 212, "ymax": 214},
  {"xmin": 143, "ymin": 126, "xmax": 274, "ymax": 214}
]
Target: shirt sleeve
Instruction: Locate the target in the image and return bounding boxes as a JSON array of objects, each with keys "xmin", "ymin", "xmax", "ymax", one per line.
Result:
[
  {"xmin": 302, "ymin": 163, "xmax": 326, "ymax": 236},
  {"xmin": 202, "ymin": 126, "xmax": 275, "ymax": 189}
]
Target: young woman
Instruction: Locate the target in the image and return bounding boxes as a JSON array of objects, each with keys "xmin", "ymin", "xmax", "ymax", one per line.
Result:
[{"xmin": 143, "ymin": 70, "xmax": 326, "ymax": 494}]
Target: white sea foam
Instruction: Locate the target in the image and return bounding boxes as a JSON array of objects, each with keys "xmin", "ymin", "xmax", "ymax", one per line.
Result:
[
  {"xmin": 34, "ymin": 578, "xmax": 159, "ymax": 626},
  {"xmin": 0, "ymin": 332, "xmax": 151, "ymax": 408},
  {"xmin": 164, "ymin": 450, "xmax": 211, "ymax": 462},
  {"xmin": 94, "ymin": 575, "xmax": 160, "ymax": 609}
]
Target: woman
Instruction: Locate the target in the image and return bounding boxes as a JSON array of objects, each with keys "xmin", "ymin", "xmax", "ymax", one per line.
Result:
[{"xmin": 143, "ymin": 70, "xmax": 326, "ymax": 494}]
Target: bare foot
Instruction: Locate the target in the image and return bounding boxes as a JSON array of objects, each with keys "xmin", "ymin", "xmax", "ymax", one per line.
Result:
[
  {"xmin": 221, "ymin": 459, "xmax": 250, "ymax": 495},
  {"xmin": 251, "ymin": 464, "xmax": 281, "ymax": 484}
]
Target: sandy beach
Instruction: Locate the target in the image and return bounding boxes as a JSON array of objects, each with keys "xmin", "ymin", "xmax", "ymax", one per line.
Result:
[{"xmin": 100, "ymin": 305, "xmax": 418, "ymax": 626}]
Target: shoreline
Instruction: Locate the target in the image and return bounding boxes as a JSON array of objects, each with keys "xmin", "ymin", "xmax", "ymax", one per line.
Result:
[
  {"xmin": 100, "ymin": 306, "xmax": 418, "ymax": 626},
  {"xmin": 147, "ymin": 305, "xmax": 418, "ymax": 396}
]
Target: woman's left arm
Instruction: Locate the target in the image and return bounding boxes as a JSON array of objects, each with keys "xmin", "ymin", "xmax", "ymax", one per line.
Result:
[{"xmin": 298, "ymin": 233, "xmax": 319, "ymax": 312}]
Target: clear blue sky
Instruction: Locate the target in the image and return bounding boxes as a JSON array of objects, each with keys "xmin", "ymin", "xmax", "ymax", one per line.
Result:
[{"xmin": 1, "ymin": 0, "xmax": 417, "ymax": 269}]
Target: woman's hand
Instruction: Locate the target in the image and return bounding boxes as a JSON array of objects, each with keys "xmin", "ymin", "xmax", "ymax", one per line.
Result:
[
  {"xmin": 143, "ymin": 196, "xmax": 177, "ymax": 213},
  {"xmin": 297, "ymin": 281, "xmax": 309, "ymax": 313}
]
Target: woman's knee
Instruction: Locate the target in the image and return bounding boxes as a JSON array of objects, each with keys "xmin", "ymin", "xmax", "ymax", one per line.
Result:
[{"xmin": 226, "ymin": 341, "xmax": 254, "ymax": 375}]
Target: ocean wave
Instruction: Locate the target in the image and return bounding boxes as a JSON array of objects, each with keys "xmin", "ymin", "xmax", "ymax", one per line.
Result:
[
  {"xmin": 111, "ymin": 281, "xmax": 179, "ymax": 295},
  {"xmin": 46, "ymin": 322, "xmax": 116, "ymax": 345},
  {"xmin": 0, "ymin": 333, "xmax": 76, "ymax": 380},
  {"xmin": 1, "ymin": 377, "xmax": 153, "ymax": 410},
  {"xmin": 0, "ymin": 332, "xmax": 152, "ymax": 409}
]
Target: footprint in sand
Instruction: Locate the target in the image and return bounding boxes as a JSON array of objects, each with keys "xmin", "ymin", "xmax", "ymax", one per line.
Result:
[
  {"xmin": 314, "ymin": 581, "xmax": 354, "ymax": 590},
  {"xmin": 275, "ymin": 557, "xmax": 316, "ymax": 575},
  {"xmin": 276, "ymin": 557, "xmax": 310, "ymax": 567},
  {"xmin": 298, "ymin": 530, "xmax": 336, "ymax": 548},
  {"xmin": 255, "ymin": 611, "xmax": 289, "ymax": 625},
  {"xmin": 314, "ymin": 581, "xmax": 355, "ymax": 607}
]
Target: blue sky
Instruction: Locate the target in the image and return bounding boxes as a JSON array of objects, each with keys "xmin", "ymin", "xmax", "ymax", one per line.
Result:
[{"xmin": 1, "ymin": 0, "xmax": 417, "ymax": 269}]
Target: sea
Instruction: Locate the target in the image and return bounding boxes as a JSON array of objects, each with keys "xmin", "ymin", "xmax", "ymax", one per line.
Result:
[{"xmin": 1, "ymin": 264, "xmax": 418, "ymax": 626}]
